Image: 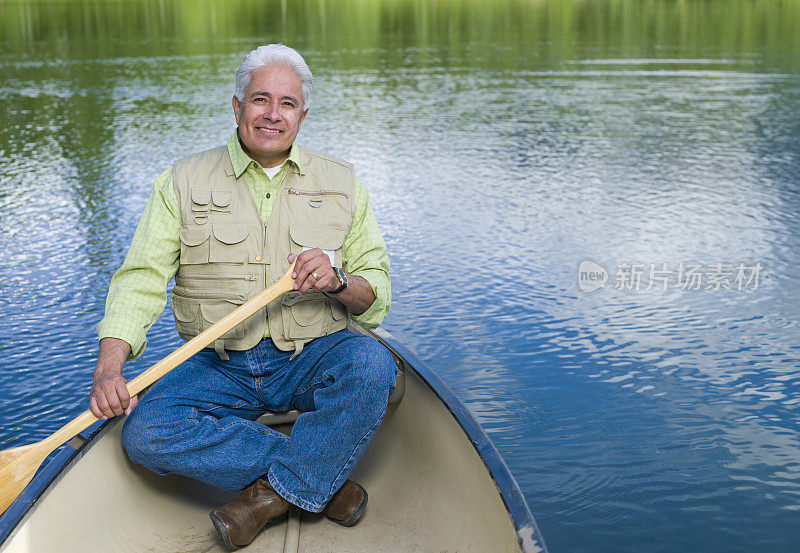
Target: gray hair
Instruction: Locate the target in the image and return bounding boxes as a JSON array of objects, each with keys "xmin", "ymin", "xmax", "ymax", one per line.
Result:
[{"xmin": 234, "ymin": 44, "xmax": 313, "ymax": 108}]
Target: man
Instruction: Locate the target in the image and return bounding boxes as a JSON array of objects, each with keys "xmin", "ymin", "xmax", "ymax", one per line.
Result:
[{"xmin": 89, "ymin": 44, "xmax": 396, "ymax": 549}]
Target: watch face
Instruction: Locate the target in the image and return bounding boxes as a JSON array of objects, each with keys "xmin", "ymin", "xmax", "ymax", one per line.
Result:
[{"xmin": 332, "ymin": 267, "xmax": 347, "ymax": 293}]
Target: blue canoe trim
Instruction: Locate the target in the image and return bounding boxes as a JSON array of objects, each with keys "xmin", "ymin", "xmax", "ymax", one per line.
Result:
[
  {"xmin": 0, "ymin": 417, "xmax": 115, "ymax": 545},
  {"xmin": 371, "ymin": 328, "xmax": 549, "ymax": 553},
  {"xmin": 1, "ymin": 329, "xmax": 549, "ymax": 553}
]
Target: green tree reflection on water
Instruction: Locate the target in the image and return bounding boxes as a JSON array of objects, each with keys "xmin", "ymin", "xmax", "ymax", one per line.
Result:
[{"xmin": 1, "ymin": 0, "xmax": 799, "ymax": 72}]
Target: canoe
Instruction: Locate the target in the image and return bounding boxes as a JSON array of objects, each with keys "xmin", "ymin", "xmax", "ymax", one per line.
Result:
[{"xmin": 0, "ymin": 325, "xmax": 548, "ymax": 553}]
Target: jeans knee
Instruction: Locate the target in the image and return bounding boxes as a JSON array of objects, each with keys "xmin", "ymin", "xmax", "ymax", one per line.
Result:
[
  {"xmin": 349, "ymin": 338, "xmax": 396, "ymax": 393},
  {"xmin": 121, "ymin": 403, "xmax": 183, "ymax": 472}
]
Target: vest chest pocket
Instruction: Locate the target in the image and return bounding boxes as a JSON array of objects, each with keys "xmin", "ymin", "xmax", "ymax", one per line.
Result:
[
  {"xmin": 211, "ymin": 190, "xmax": 232, "ymax": 213},
  {"xmin": 191, "ymin": 188, "xmax": 211, "ymax": 212},
  {"xmin": 288, "ymin": 225, "xmax": 348, "ymax": 268},
  {"xmin": 179, "ymin": 226, "xmax": 212, "ymax": 264},
  {"xmin": 210, "ymin": 223, "xmax": 250, "ymax": 263}
]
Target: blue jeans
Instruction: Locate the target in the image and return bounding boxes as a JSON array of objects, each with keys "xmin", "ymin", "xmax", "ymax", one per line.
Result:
[{"xmin": 121, "ymin": 329, "xmax": 396, "ymax": 512}]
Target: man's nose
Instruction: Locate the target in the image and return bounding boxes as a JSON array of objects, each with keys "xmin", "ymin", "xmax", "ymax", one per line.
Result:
[{"xmin": 263, "ymin": 101, "xmax": 281, "ymax": 121}]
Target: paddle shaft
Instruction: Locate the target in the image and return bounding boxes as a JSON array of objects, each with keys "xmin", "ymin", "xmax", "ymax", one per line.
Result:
[{"xmin": 42, "ymin": 265, "xmax": 295, "ymax": 457}]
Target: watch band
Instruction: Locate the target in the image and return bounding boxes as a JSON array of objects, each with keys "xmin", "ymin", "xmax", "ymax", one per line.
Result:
[{"xmin": 328, "ymin": 267, "xmax": 348, "ymax": 295}]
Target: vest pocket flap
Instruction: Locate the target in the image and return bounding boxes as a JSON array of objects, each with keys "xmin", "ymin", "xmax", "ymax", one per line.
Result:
[
  {"xmin": 212, "ymin": 190, "xmax": 232, "ymax": 208},
  {"xmin": 180, "ymin": 226, "xmax": 212, "ymax": 246},
  {"xmin": 199, "ymin": 300, "xmax": 246, "ymax": 339},
  {"xmin": 191, "ymin": 188, "xmax": 211, "ymax": 206},
  {"xmin": 289, "ymin": 225, "xmax": 347, "ymax": 250},
  {"xmin": 281, "ymin": 291, "xmax": 324, "ymax": 308},
  {"xmin": 199, "ymin": 300, "xmax": 241, "ymax": 323},
  {"xmin": 213, "ymin": 223, "xmax": 249, "ymax": 245},
  {"xmin": 280, "ymin": 291, "xmax": 303, "ymax": 306},
  {"xmin": 171, "ymin": 295, "xmax": 199, "ymax": 322}
]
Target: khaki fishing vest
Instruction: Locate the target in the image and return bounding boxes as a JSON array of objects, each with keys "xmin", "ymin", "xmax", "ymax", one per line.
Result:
[{"xmin": 170, "ymin": 145, "xmax": 355, "ymax": 358}]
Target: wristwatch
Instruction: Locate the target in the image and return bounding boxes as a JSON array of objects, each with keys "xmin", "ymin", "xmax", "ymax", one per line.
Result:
[{"xmin": 328, "ymin": 267, "xmax": 348, "ymax": 295}]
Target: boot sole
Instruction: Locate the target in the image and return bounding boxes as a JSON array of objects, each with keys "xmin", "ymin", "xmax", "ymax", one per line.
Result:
[
  {"xmin": 327, "ymin": 484, "xmax": 368, "ymax": 527},
  {"xmin": 209, "ymin": 511, "xmax": 237, "ymax": 550}
]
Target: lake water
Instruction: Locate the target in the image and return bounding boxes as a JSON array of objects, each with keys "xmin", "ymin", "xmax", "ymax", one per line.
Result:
[{"xmin": 1, "ymin": 1, "xmax": 799, "ymax": 551}]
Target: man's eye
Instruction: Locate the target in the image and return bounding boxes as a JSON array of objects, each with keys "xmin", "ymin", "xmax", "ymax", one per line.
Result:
[
  {"xmin": 282, "ymin": 102, "xmax": 295, "ymax": 108},
  {"xmin": 252, "ymin": 97, "xmax": 267, "ymax": 103}
]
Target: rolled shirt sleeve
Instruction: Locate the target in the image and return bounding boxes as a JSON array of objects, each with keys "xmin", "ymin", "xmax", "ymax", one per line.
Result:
[
  {"xmin": 96, "ymin": 169, "xmax": 181, "ymax": 359},
  {"xmin": 344, "ymin": 177, "xmax": 391, "ymax": 329}
]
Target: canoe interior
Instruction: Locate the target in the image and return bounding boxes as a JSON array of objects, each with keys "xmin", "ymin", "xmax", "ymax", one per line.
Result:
[{"xmin": 1, "ymin": 331, "xmax": 544, "ymax": 553}]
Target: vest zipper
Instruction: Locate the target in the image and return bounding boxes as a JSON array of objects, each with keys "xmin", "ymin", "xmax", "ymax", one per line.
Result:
[
  {"xmin": 177, "ymin": 274, "xmax": 256, "ymax": 282},
  {"xmin": 172, "ymin": 288, "xmax": 247, "ymax": 302},
  {"xmin": 288, "ymin": 188, "xmax": 350, "ymax": 198}
]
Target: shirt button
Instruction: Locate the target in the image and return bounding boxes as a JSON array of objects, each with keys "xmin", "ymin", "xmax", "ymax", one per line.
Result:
[
  {"xmin": 255, "ymin": 255, "xmax": 263, "ymax": 262},
  {"xmin": 265, "ymin": 193, "xmax": 271, "ymax": 199}
]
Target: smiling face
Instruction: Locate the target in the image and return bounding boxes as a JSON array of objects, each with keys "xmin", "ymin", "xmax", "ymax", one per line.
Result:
[{"xmin": 232, "ymin": 64, "xmax": 308, "ymax": 168}]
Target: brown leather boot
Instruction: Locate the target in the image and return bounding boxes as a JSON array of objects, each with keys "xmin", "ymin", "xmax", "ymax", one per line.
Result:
[
  {"xmin": 323, "ymin": 480, "xmax": 368, "ymax": 527},
  {"xmin": 210, "ymin": 478, "xmax": 290, "ymax": 549}
]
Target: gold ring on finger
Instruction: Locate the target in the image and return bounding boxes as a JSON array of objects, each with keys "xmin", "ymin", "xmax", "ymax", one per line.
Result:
[{"xmin": 312, "ymin": 271, "xmax": 319, "ymax": 280}]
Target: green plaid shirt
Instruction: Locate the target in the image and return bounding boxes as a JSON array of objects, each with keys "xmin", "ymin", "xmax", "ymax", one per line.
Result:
[{"xmin": 97, "ymin": 132, "xmax": 391, "ymax": 359}]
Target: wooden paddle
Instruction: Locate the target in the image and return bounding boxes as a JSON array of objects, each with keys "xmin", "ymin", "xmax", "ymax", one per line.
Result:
[{"xmin": 0, "ymin": 263, "xmax": 297, "ymax": 516}]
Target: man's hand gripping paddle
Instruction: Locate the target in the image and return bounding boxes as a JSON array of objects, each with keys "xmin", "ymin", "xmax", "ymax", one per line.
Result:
[{"xmin": 0, "ymin": 263, "xmax": 297, "ymax": 516}]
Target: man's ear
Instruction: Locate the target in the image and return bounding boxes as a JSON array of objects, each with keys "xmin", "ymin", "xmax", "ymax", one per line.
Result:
[{"xmin": 232, "ymin": 96, "xmax": 241, "ymax": 125}]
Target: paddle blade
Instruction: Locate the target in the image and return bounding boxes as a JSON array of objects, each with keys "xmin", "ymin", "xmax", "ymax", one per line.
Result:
[{"xmin": 0, "ymin": 442, "xmax": 51, "ymax": 515}]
